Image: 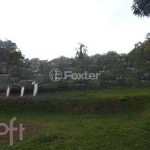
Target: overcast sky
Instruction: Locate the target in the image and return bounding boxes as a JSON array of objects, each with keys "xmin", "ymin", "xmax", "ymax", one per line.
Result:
[{"xmin": 0, "ymin": 0, "xmax": 150, "ymax": 60}]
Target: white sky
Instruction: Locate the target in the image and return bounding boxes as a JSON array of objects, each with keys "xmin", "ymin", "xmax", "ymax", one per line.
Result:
[{"xmin": 0, "ymin": 0, "xmax": 150, "ymax": 60}]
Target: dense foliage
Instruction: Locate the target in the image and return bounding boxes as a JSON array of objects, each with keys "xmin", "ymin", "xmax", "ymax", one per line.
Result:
[
  {"xmin": 0, "ymin": 40, "xmax": 24, "ymax": 76},
  {"xmin": 132, "ymin": 0, "xmax": 150, "ymax": 17},
  {"xmin": 1, "ymin": 34, "xmax": 150, "ymax": 89}
]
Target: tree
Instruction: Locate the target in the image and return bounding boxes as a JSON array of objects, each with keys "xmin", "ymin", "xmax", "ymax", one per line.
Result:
[
  {"xmin": 134, "ymin": 42, "xmax": 142, "ymax": 48},
  {"xmin": 30, "ymin": 58, "xmax": 40, "ymax": 72},
  {"xmin": 128, "ymin": 34, "xmax": 150, "ymax": 81},
  {"xmin": 0, "ymin": 40, "xmax": 24, "ymax": 73},
  {"xmin": 132, "ymin": 0, "xmax": 150, "ymax": 17},
  {"xmin": 146, "ymin": 33, "xmax": 150, "ymax": 40},
  {"xmin": 75, "ymin": 43, "xmax": 87, "ymax": 59}
]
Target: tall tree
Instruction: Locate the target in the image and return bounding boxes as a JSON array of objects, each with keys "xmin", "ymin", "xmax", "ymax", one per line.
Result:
[
  {"xmin": 0, "ymin": 40, "xmax": 24, "ymax": 73},
  {"xmin": 75, "ymin": 43, "xmax": 87, "ymax": 59}
]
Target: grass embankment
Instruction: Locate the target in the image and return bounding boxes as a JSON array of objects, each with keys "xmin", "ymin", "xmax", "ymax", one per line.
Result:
[
  {"xmin": 1, "ymin": 86, "xmax": 150, "ymax": 114},
  {"xmin": 0, "ymin": 86, "xmax": 150, "ymax": 149}
]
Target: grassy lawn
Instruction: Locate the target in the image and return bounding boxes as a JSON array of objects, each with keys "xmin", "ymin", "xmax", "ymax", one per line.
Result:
[
  {"xmin": 0, "ymin": 86, "xmax": 150, "ymax": 149},
  {"xmin": 36, "ymin": 86, "xmax": 150, "ymax": 100}
]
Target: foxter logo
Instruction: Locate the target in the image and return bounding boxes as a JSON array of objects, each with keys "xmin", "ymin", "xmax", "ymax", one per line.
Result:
[{"xmin": 49, "ymin": 69, "xmax": 101, "ymax": 81}]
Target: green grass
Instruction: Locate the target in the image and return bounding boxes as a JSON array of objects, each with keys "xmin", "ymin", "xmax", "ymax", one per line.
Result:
[
  {"xmin": 36, "ymin": 86, "xmax": 150, "ymax": 100},
  {"xmin": 0, "ymin": 86, "xmax": 150, "ymax": 149}
]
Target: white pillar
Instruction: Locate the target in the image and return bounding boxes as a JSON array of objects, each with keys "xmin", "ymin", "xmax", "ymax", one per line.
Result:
[
  {"xmin": 20, "ymin": 87, "xmax": 25, "ymax": 97},
  {"xmin": 6, "ymin": 86, "xmax": 10, "ymax": 97},
  {"xmin": 33, "ymin": 83, "xmax": 38, "ymax": 96}
]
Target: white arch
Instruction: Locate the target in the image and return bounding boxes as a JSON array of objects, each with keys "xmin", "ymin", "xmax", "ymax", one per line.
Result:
[
  {"xmin": 6, "ymin": 86, "xmax": 10, "ymax": 97},
  {"xmin": 20, "ymin": 87, "xmax": 25, "ymax": 97},
  {"xmin": 33, "ymin": 83, "xmax": 38, "ymax": 96}
]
